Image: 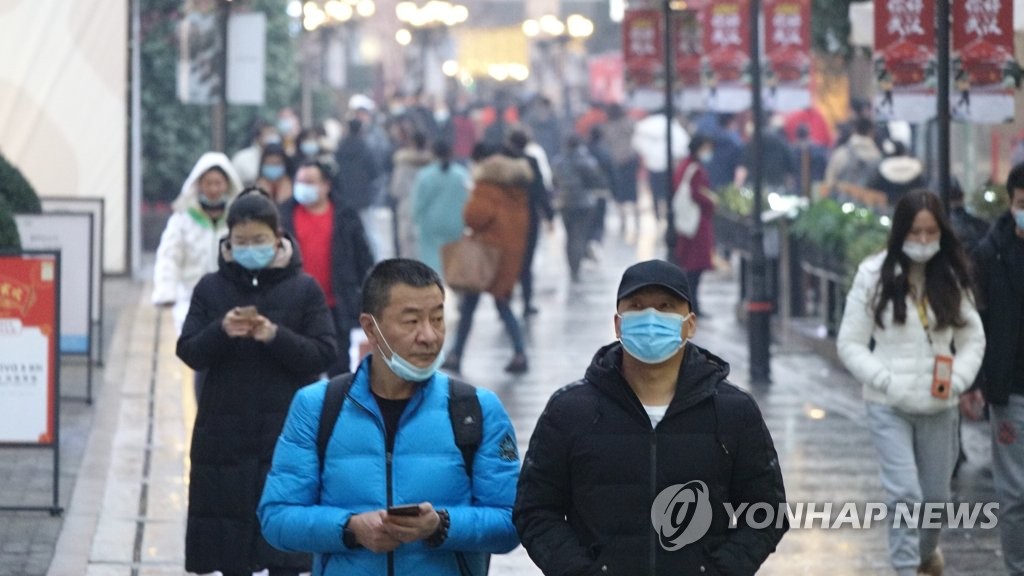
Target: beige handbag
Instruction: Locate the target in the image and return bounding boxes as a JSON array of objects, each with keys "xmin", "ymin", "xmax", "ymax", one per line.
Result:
[{"xmin": 441, "ymin": 235, "xmax": 502, "ymax": 293}]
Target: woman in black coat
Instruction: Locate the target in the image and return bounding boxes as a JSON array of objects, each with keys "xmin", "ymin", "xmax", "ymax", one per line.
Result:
[{"xmin": 177, "ymin": 188, "xmax": 336, "ymax": 576}]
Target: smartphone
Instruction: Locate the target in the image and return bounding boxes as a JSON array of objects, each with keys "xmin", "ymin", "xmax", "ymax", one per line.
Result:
[
  {"xmin": 386, "ymin": 504, "xmax": 422, "ymax": 517},
  {"xmin": 236, "ymin": 306, "xmax": 258, "ymax": 318}
]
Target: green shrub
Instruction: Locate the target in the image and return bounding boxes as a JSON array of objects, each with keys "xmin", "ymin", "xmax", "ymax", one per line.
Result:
[
  {"xmin": 0, "ymin": 151, "xmax": 41, "ymax": 214},
  {"xmin": 792, "ymin": 198, "xmax": 889, "ymax": 286},
  {"xmin": 966, "ymin": 181, "xmax": 1009, "ymax": 223},
  {"xmin": 0, "ymin": 195, "xmax": 19, "ymax": 250},
  {"xmin": 0, "ymin": 151, "xmax": 42, "ymax": 250}
]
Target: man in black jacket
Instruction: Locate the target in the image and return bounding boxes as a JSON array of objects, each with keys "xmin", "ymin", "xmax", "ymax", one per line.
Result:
[
  {"xmin": 514, "ymin": 259, "xmax": 787, "ymax": 576},
  {"xmin": 970, "ymin": 163, "xmax": 1024, "ymax": 575}
]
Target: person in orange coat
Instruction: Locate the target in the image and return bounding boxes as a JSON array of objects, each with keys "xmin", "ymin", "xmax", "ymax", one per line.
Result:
[{"xmin": 443, "ymin": 147, "xmax": 533, "ymax": 374}]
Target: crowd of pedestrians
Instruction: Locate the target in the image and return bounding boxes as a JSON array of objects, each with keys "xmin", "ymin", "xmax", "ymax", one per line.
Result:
[{"xmin": 150, "ymin": 89, "xmax": 1024, "ymax": 575}]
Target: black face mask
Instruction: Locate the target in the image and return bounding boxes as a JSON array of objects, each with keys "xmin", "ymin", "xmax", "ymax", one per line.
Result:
[{"xmin": 199, "ymin": 196, "xmax": 227, "ymax": 211}]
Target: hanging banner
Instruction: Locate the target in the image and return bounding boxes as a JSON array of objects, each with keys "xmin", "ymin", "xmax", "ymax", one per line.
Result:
[
  {"xmin": 623, "ymin": 8, "xmax": 662, "ymax": 89},
  {"xmin": 673, "ymin": 7, "xmax": 705, "ymax": 111},
  {"xmin": 763, "ymin": 0, "xmax": 811, "ymax": 112},
  {"xmin": 702, "ymin": 0, "xmax": 752, "ymax": 112},
  {"xmin": 0, "ymin": 253, "xmax": 58, "ymax": 445},
  {"xmin": 873, "ymin": 0, "xmax": 937, "ymax": 122},
  {"xmin": 952, "ymin": 0, "xmax": 1018, "ymax": 123}
]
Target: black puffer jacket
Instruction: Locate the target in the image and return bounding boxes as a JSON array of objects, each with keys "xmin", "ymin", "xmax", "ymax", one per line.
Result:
[
  {"xmin": 177, "ymin": 236, "xmax": 336, "ymax": 574},
  {"xmin": 514, "ymin": 342, "xmax": 787, "ymax": 576},
  {"xmin": 973, "ymin": 212, "xmax": 1024, "ymax": 404},
  {"xmin": 278, "ymin": 197, "xmax": 375, "ymax": 326}
]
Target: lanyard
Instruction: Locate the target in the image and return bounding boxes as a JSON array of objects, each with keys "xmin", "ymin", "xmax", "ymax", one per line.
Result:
[{"xmin": 915, "ymin": 297, "xmax": 933, "ymax": 345}]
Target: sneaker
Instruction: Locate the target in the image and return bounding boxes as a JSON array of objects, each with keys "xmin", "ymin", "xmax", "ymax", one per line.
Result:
[{"xmin": 504, "ymin": 354, "xmax": 528, "ymax": 374}]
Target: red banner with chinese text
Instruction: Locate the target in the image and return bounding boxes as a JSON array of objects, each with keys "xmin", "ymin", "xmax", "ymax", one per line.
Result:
[
  {"xmin": 622, "ymin": 8, "xmax": 662, "ymax": 90},
  {"xmin": 952, "ymin": 0, "xmax": 1017, "ymax": 123},
  {"xmin": 873, "ymin": 0, "xmax": 937, "ymax": 122},
  {"xmin": 0, "ymin": 253, "xmax": 57, "ymax": 445},
  {"xmin": 763, "ymin": 0, "xmax": 811, "ymax": 112},
  {"xmin": 701, "ymin": 0, "xmax": 751, "ymax": 112}
]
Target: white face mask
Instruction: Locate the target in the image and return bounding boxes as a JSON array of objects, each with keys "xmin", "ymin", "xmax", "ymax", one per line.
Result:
[{"xmin": 902, "ymin": 240, "xmax": 941, "ymax": 263}]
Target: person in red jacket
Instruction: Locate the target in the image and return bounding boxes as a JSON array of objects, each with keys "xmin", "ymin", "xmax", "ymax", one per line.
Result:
[{"xmin": 670, "ymin": 134, "xmax": 717, "ymax": 317}]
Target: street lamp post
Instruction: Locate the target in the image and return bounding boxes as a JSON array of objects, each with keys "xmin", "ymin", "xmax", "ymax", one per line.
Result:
[
  {"xmin": 293, "ymin": 0, "xmax": 377, "ymax": 124},
  {"xmin": 522, "ymin": 13, "xmax": 593, "ymax": 121},
  {"xmin": 396, "ymin": 1, "xmax": 469, "ymax": 99}
]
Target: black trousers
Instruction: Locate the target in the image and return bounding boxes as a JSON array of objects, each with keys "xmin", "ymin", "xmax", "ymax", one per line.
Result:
[{"xmin": 519, "ymin": 214, "xmax": 540, "ymax": 311}]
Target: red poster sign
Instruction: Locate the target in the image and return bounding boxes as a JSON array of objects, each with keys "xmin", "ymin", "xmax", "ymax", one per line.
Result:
[
  {"xmin": 952, "ymin": 0, "xmax": 1017, "ymax": 123},
  {"xmin": 0, "ymin": 253, "xmax": 58, "ymax": 445},
  {"xmin": 622, "ymin": 8, "xmax": 662, "ymax": 88},
  {"xmin": 873, "ymin": 0, "xmax": 937, "ymax": 122}
]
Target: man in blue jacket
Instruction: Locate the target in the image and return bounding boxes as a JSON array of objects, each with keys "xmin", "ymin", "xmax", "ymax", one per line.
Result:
[{"xmin": 259, "ymin": 258, "xmax": 520, "ymax": 575}]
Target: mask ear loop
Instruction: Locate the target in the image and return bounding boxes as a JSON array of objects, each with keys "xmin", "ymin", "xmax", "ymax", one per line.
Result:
[{"xmin": 369, "ymin": 315, "xmax": 396, "ymax": 360}]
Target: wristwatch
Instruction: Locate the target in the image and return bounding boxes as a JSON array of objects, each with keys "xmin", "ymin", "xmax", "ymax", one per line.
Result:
[
  {"xmin": 425, "ymin": 509, "xmax": 450, "ymax": 548},
  {"xmin": 342, "ymin": 521, "xmax": 361, "ymax": 549}
]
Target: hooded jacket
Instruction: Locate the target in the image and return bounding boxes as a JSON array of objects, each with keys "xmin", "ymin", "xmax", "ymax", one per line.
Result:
[
  {"xmin": 258, "ymin": 359, "xmax": 520, "ymax": 576},
  {"xmin": 836, "ymin": 251, "xmax": 985, "ymax": 413},
  {"xmin": 825, "ymin": 134, "xmax": 882, "ymax": 191},
  {"xmin": 464, "ymin": 155, "xmax": 533, "ymax": 299},
  {"xmin": 514, "ymin": 342, "xmax": 788, "ymax": 576},
  {"xmin": 866, "ymin": 156, "xmax": 926, "ymax": 207},
  {"xmin": 152, "ymin": 152, "xmax": 244, "ymax": 314},
  {"xmin": 177, "ymin": 235, "xmax": 336, "ymax": 574},
  {"xmin": 973, "ymin": 212, "xmax": 1024, "ymax": 404}
]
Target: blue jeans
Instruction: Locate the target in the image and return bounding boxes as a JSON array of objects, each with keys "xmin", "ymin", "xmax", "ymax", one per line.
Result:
[{"xmin": 450, "ymin": 292, "xmax": 525, "ymax": 357}]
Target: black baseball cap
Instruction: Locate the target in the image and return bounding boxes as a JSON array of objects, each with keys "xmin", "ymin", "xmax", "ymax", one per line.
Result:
[{"xmin": 616, "ymin": 259, "xmax": 692, "ymax": 304}]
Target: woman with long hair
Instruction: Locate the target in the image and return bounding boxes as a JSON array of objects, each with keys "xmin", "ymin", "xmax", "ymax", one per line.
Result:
[{"xmin": 837, "ymin": 190, "xmax": 985, "ymax": 576}]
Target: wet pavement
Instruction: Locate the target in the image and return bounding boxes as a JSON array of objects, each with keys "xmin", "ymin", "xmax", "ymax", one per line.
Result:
[{"xmin": 0, "ymin": 204, "xmax": 1006, "ymax": 575}]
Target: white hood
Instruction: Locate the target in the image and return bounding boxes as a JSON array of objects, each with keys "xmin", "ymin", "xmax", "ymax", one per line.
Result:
[{"xmin": 172, "ymin": 151, "xmax": 244, "ymax": 211}]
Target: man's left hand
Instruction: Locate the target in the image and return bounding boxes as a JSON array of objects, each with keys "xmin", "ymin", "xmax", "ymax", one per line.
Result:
[{"xmin": 382, "ymin": 502, "xmax": 441, "ymax": 543}]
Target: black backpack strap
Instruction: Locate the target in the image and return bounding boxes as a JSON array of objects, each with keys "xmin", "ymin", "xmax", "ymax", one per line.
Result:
[
  {"xmin": 318, "ymin": 373, "xmax": 355, "ymax": 475},
  {"xmin": 448, "ymin": 377, "xmax": 483, "ymax": 479}
]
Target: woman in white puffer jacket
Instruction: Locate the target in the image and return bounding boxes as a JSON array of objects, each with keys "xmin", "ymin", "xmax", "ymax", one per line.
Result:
[
  {"xmin": 837, "ymin": 190, "xmax": 985, "ymax": 576},
  {"xmin": 152, "ymin": 152, "xmax": 243, "ymax": 334}
]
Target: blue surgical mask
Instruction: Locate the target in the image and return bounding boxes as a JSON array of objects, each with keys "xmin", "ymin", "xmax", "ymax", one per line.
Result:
[
  {"xmin": 697, "ymin": 150, "xmax": 713, "ymax": 164},
  {"xmin": 262, "ymin": 164, "xmax": 286, "ymax": 181},
  {"xmin": 1014, "ymin": 208, "xmax": 1024, "ymax": 231},
  {"xmin": 293, "ymin": 182, "xmax": 320, "ymax": 206},
  {"xmin": 300, "ymin": 140, "xmax": 320, "ymax": 157},
  {"xmin": 233, "ymin": 243, "xmax": 277, "ymax": 270},
  {"xmin": 371, "ymin": 316, "xmax": 445, "ymax": 382},
  {"xmin": 618, "ymin": 308, "xmax": 690, "ymax": 364}
]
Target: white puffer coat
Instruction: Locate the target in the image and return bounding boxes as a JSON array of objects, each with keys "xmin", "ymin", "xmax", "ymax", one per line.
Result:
[
  {"xmin": 152, "ymin": 152, "xmax": 243, "ymax": 332},
  {"xmin": 837, "ymin": 251, "xmax": 986, "ymax": 414}
]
